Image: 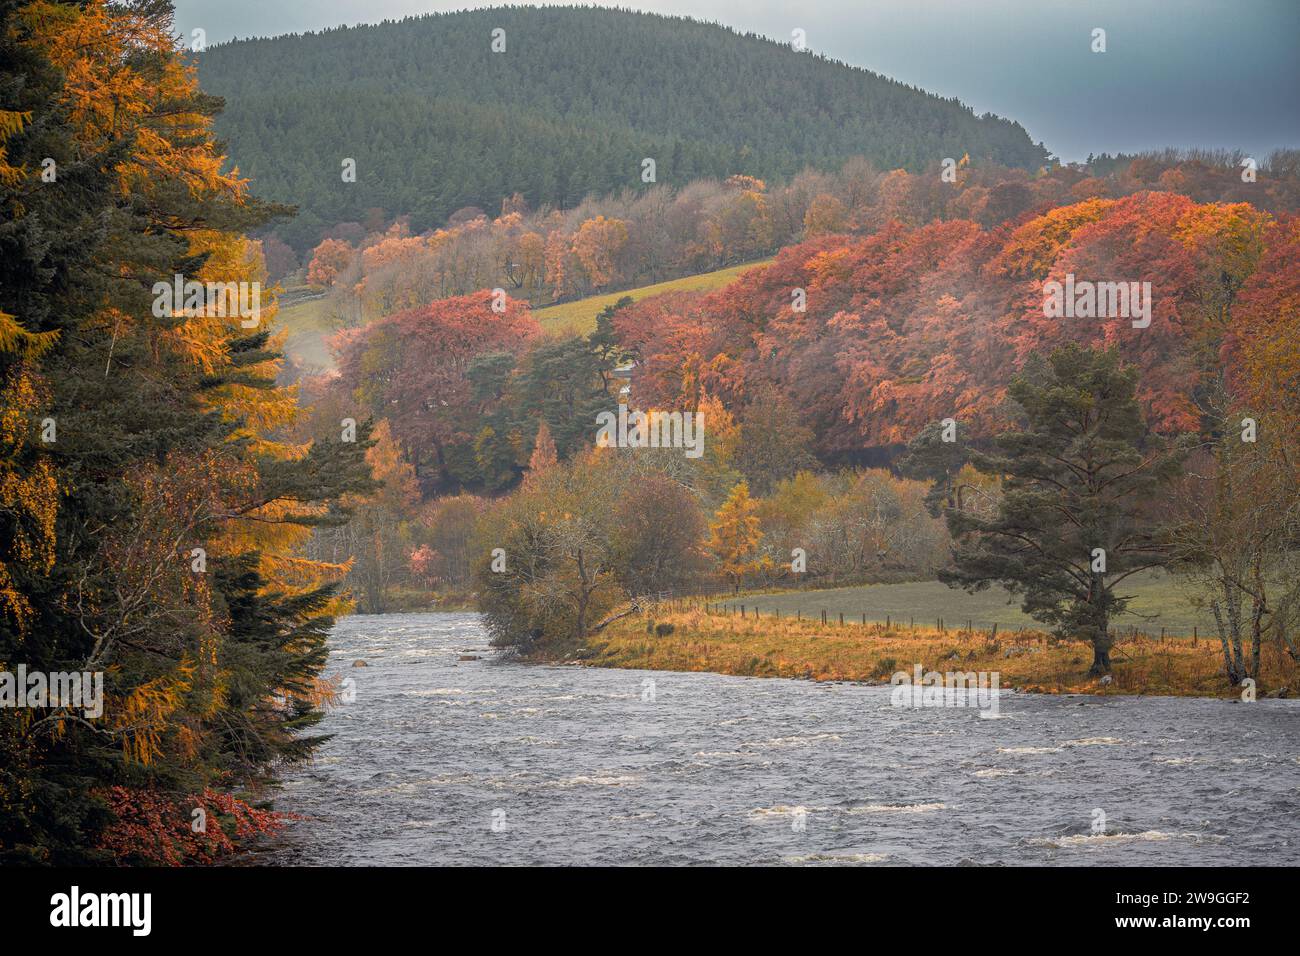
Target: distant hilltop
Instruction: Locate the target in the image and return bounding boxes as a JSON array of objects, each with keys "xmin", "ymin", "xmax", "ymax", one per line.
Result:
[{"xmin": 198, "ymin": 5, "xmax": 1049, "ymax": 249}]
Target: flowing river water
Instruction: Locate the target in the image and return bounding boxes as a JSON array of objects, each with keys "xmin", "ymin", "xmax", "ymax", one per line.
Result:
[{"xmin": 254, "ymin": 612, "xmax": 1300, "ymax": 866}]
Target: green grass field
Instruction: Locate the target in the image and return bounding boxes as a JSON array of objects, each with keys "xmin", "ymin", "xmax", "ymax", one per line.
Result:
[
  {"xmin": 532, "ymin": 259, "xmax": 772, "ymax": 334},
  {"xmin": 724, "ymin": 570, "xmax": 1215, "ymax": 637},
  {"xmin": 274, "ymin": 291, "xmax": 340, "ymax": 370}
]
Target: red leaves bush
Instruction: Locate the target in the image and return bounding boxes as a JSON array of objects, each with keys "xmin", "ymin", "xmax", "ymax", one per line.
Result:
[{"xmin": 95, "ymin": 786, "xmax": 288, "ymax": 866}]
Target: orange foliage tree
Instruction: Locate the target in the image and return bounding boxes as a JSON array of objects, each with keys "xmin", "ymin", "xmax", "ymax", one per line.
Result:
[{"xmin": 307, "ymin": 237, "xmax": 355, "ymax": 287}]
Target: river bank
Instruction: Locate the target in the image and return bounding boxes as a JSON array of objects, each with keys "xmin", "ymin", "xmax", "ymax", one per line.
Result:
[{"xmin": 567, "ymin": 607, "xmax": 1297, "ymax": 699}]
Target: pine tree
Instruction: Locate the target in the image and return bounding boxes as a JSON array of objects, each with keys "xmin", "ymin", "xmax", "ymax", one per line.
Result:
[{"xmin": 941, "ymin": 345, "xmax": 1189, "ymax": 675}]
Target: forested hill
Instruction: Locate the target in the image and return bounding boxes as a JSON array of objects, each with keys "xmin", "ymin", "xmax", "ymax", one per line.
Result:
[{"xmin": 198, "ymin": 5, "xmax": 1049, "ymax": 249}]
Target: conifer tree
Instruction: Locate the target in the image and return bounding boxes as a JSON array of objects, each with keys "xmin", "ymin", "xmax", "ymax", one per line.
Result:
[
  {"xmin": 941, "ymin": 346, "xmax": 1188, "ymax": 674},
  {"xmin": 706, "ymin": 481, "xmax": 771, "ymax": 592},
  {"xmin": 0, "ymin": 0, "xmax": 375, "ymax": 863},
  {"xmin": 527, "ymin": 420, "xmax": 558, "ymax": 475}
]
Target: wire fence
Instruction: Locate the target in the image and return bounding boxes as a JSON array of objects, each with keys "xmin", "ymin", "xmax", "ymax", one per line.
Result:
[{"xmin": 629, "ymin": 587, "xmax": 1203, "ymax": 646}]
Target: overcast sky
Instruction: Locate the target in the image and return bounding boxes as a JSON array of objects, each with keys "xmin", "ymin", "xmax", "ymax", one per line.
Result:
[{"xmin": 172, "ymin": 0, "xmax": 1300, "ymax": 163}]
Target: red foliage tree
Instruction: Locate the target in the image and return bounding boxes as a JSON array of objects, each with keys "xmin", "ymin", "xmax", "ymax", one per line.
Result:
[
  {"xmin": 616, "ymin": 192, "xmax": 1285, "ymax": 458},
  {"xmin": 335, "ymin": 289, "xmax": 539, "ymax": 485}
]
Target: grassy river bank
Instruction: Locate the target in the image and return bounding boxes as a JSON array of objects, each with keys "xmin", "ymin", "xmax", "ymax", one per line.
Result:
[{"xmin": 562, "ymin": 604, "xmax": 1297, "ymax": 699}]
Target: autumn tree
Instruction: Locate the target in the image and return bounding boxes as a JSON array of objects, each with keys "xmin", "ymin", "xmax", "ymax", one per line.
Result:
[
  {"xmin": 1169, "ymin": 417, "xmax": 1300, "ymax": 684},
  {"xmin": 613, "ymin": 471, "xmax": 708, "ymax": 595},
  {"xmin": 307, "ymin": 237, "xmax": 354, "ymax": 287},
  {"xmin": 571, "ymin": 215, "xmax": 629, "ymax": 289},
  {"xmin": 260, "ymin": 235, "xmax": 300, "ymax": 281},
  {"xmin": 806, "ymin": 470, "xmax": 944, "ymax": 581},
  {"xmin": 1231, "ymin": 215, "xmax": 1300, "ymax": 437},
  {"xmin": 0, "ymin": 0, "xmax": 373, "ymax": 864},
  {"xmin": 527, "ymin": 420, "xmax": 558, "ymax": 475},
  {"xmin": 416, "ymin": 494, "xmax": 486, "ymax": 591},
  {"xmin": 756, "ymin": 470, "xmax": 831, "ymax": 566},
  {"xmin": 803, "ymin": 193, "xmax": 847, "ymax": 236},
  {"xmin": 733, "ymin": 383, "xmax": 817, "ymax": 495},
  {"xmin": 707, "ymin": 481, "xmax": 771, "ymax": 591},
  {"xmin": 475, "ymin": 451, "xmax": 627, "ymax": 649},
  {"xmin": 706, "ymin": 185, "xmax": 773, "ymax": 264},
  {"xmin": 335, "ymin": 289, "xmax": 539, "ymax": 491},
  {"xmin": 339, "ymin": 420, "xmax": 420, "ymax": 612}
]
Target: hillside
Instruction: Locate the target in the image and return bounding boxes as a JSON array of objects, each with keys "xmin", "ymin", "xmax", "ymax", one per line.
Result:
[
  {"xmin": 273, "ymin": 258, "xmax": 772, "ymax": 370},
  {"xmin": 614, "ymin": 190, "xmax": 1289, "ymax": 458},
  {"xmin": 532, "ymin": 259, "xmax": 772, "ymax": 334},
  {"xmin": 198, "ymin": 6, "xmax": 1049, "ymax": 249}
]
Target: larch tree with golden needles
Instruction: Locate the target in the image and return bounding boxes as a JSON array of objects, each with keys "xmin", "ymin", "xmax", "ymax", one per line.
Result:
[
  {"xmin": 526, "ymin": 420, "xmax": 558, "ymax": 476},
  {"xmin": 706, "ymin": 481, "xmax": 771, "ymax": 592},
  {"xmin": 0, "ymin": 0, "xmax": 374, "ymax": 864}
]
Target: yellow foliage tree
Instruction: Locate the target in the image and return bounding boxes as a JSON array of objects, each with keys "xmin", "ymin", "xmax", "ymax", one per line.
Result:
[
  {"xmin": 571, "ymin": 215, "xmax": 629, "ymax": 289},
  {"xmin": 804, "ymin": 193, "xmax": 847, "ymax": 236},
  {"xmin": 995, "ymin": 197, "xmax": 1115, "ymax": 279},
  {"xmin": 706, "ymin": 481, "xmax": 771, "ymax": 590},
  {"xmin": 527, "ymin": 420, "xmax": 558, "ymax": 476}
]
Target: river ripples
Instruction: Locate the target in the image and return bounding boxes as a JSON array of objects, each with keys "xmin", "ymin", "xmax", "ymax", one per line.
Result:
[{"xmin": 253, "ymin": 612, "xmax": 1300, "ymax": 866}]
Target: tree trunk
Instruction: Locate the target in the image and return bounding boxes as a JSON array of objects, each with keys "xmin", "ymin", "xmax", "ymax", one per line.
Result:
[
  {"xmin": 1211, "ymin": 596, "xmax": 1246, "ymax": 684},
  {"xmin": 1249, "ymin": 563, "xmax": 1266, "ymax": 679},
  {"xmin": 1088, "ymin": 600, "xmax": 1113, "ymax": 676},
  {"xmin": 591, "ymin": 602, "xmax": 641, "ymax": 634},
  {"xmin": 575, "ymin": 594, "xmax": 588, "ymax": 642},
  {"xmin": 1088, "ymin": 642, "xmax": 1112, "ymax": 676},
  {"xmin": 1250, "ymin": 601, "xmax": 1263, "ymax": 680}
]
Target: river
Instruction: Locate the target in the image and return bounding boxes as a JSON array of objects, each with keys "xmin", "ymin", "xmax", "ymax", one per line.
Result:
[{"xmin": 254, "ymin": 612, "xmax": 1300, "ymax": 866}]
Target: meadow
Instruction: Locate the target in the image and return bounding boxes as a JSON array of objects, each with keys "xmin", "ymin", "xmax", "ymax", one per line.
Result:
[
  {"xmin": 717, "ymin": 570, "xmax": 1215, "ymax": 637},
  {"xmin": 274, "ymin": 289, "xmax": 340, "ymax": 370}
]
